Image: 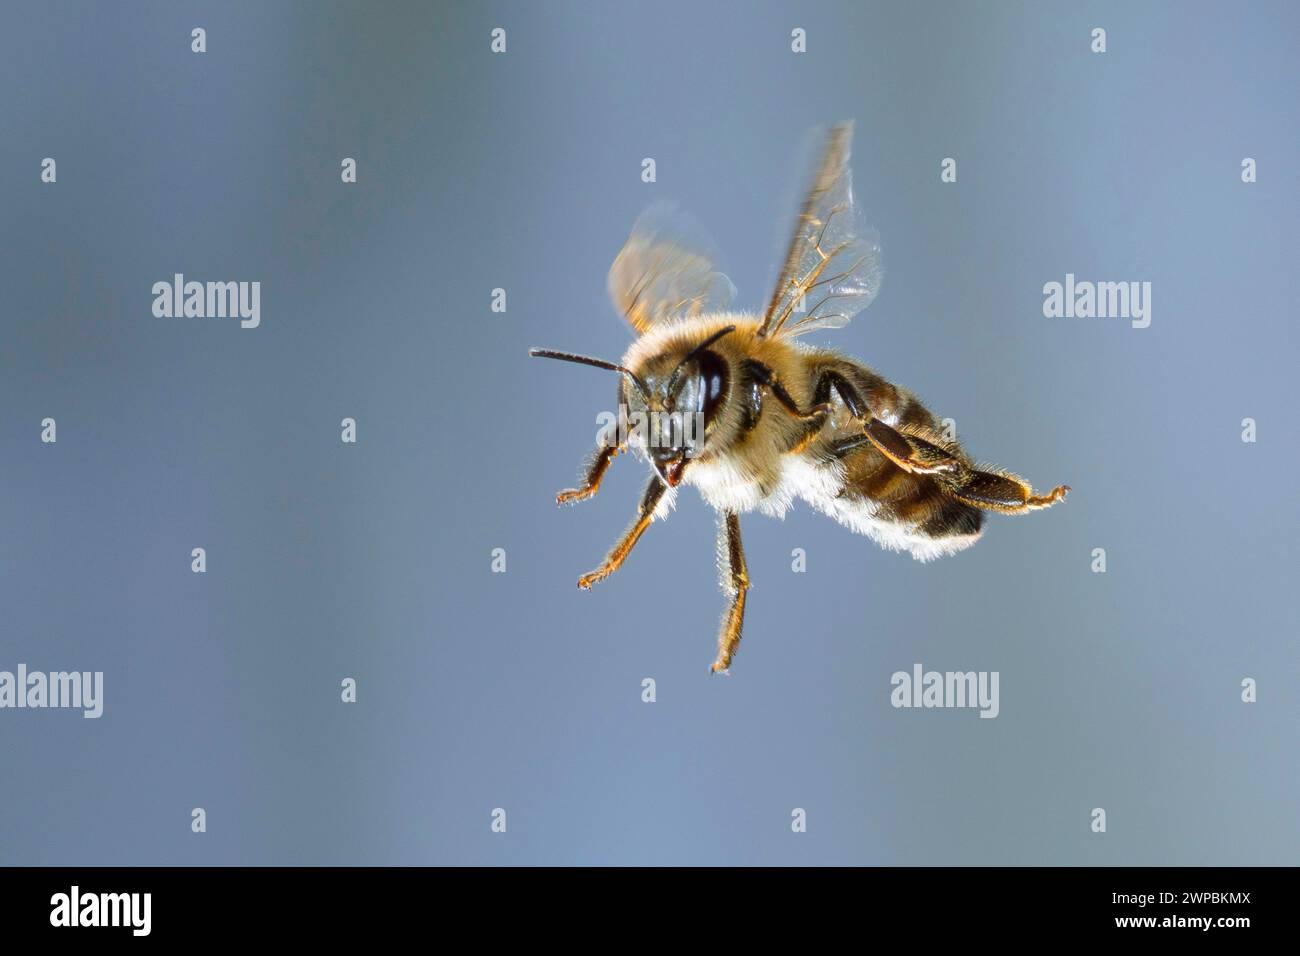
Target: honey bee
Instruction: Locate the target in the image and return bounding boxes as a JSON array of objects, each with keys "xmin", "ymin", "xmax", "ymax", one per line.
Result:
[{"xmin": 531, "ymin": 122, "xmax": 1069, "ymax": 674}]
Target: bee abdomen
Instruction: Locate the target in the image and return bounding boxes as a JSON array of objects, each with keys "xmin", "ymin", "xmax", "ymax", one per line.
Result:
[
  {"xmin": 916, "ymin": 494, "xmax": 983, "ymax": 539},
  {"xmin": 813, "ymin": 440, "xmax": 984, "ymax": 559}
]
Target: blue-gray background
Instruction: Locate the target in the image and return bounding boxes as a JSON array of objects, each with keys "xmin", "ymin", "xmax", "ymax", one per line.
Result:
[{"xmin": 2, "ymin": 1, "xmax": 1296, "ymax": 865}]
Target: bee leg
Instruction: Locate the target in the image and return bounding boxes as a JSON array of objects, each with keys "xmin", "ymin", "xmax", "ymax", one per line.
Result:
[
  {"xmin": 828, "ymin": 433, "xmax": 871, "ymax": 457},
  {"xmin": 577, "ymin": 475, "xmax": 667, "ymax": 589},
  {"xmin": 710, "ymin": 511, "xmax": 749, "ymax": 674},
  {"xmin": 946, "ymin": 468, "xmax": 1070, "ymax": 514},
  {"xmin": 813, "ymin": 368, "xmax": 1069, "ymax": 513},
  {"xmin": 556, "ymin": 443, "xmax": 621, "ymax": 505},
  {"xmin": 812, "ymin": 370, "xmax": 960, "ymax": 475},
  {"xmin": 862, "ymin": 420, "xmax": 964, "ymax": 475},
  {"xmin": 742, "ymin": 360, "xmax": 832, "ymax": 421}
]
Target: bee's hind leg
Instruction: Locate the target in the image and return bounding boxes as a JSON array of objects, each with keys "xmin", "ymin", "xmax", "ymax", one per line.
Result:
[
  {"xmin": 812, "ymin": 369, "xmax": 961, "ymax": 475},
  {"xmin": 814, "ymin": 369, "xmax": 1069, "ymax": 512},
  {"xmin": 945, "ymin": 468, "xmax": 1070, "ymax": 514},
  {"xmin": 711, "ymin": 511, "xmax": 749, "ymax": 674},
  {"xmin": 577, "ymin": 475, "xmax": 667, "ymax": 589}
]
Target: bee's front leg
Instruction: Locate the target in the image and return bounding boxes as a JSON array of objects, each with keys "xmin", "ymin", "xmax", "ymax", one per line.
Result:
[
  {"xmin": 711, "ymin": 511, "xmax": 749, "ymax": 674},
  {"xmin": 557, "ymin": 443, "xmax": 622, "ymax": 505},
  {"xmin": 577, "ymin": 475, "xmax": 667, "ymax": 589},
  {"xmin": 742, "ymin": 360, "xmax": 831, "ymax": 422}
]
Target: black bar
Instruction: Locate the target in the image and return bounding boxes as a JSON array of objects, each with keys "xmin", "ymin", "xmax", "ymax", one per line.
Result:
[{"xmin": 0, "ymin": 866, "xmax": 1281, "ymax": 941}]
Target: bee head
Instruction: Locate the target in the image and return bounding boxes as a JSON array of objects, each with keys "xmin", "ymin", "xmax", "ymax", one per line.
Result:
[
  {"xmin": 632, "ymin": 326, "xmax": 734, "ymax": 486},
  {"xmin": 528, "ymin": 325, "xmax": 735, "ymax": 488}
]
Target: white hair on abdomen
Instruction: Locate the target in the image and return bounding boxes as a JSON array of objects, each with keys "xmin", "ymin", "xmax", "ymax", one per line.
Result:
[{"xmin": 684, "ymin": 454, "xmax": 981, "ymax": 561}]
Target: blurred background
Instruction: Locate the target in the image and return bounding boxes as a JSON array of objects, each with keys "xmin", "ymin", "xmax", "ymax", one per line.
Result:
[{"xmin": 1, "ymin": 0, "xmax": 1296, "ymax": 865}]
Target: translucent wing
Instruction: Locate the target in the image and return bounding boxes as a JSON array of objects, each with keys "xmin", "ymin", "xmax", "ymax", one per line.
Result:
[
  {"xmin": 608, "ymin": 202, "xmax": 737, "ymax": 334},
  {"xmin": 758, "ymin": 122, "xmax": 883, "ymax": 338}
]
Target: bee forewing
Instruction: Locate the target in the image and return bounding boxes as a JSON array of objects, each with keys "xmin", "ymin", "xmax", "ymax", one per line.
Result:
[
  {"xmin": 760, "ymin": 122, "xmax": 883, "ymax": 339},
  {"xmin": 608, "ymin": 201, "xmax": 736, "ymax": 334}
]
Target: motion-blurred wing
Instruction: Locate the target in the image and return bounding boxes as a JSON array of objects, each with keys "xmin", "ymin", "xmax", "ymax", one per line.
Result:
[
  {"xmin": 608, "ymin": 202, "xmax": 736, "ymax": 334},
  {"xmin": 758, "ymin": 122, "xmax": 882, "ymax": 338}
]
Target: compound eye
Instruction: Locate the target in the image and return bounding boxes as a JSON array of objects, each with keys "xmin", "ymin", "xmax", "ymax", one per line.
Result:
[{"xmin": 695, "ymin": 349, "xmax": 729, "ymax": 429}]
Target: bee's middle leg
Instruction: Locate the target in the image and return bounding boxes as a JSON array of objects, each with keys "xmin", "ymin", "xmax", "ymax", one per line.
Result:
[
  {"xmin": 711, "ymin": 511, "xmax": 749, "ymax": 674},
  {"xmin": 577, "ymin": 475, "xmax": 667, "ymax": 589}
]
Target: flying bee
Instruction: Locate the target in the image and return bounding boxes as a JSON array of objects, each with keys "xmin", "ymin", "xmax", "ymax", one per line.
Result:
[{"xmin": 531, "ymin": 122, "xmax": 1069, "ymax": 674}]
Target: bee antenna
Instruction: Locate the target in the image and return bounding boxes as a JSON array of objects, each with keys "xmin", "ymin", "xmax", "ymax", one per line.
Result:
[
  {"xmin": 666, "ymin": 325, "xmax": 736, "ymax": 395},
  {"xmin": 529, "ymin": 347, "xmax": 651, "ymax": 402}
]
